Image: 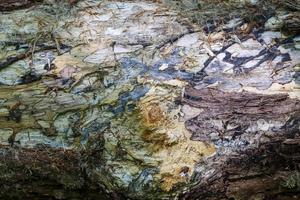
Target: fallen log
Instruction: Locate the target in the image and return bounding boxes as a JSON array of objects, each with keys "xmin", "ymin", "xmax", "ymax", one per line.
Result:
[{"xmin": 0, "ymin": 1, "xmax": 299, "ymax": 199}]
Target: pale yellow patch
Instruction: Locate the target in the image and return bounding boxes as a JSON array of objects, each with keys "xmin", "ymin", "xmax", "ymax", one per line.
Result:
[
  {"xmin": 242, "ymin": 82, "xmax": 300, "ymax": 100},
  {"xmin": 162, "ymin": 79, "xmax": 188, "ymax": 87},
  {"xmin": 138, "ymin": 86, "xmax": 215, "ymax": 191},
  {"xmin": 51, "ymin": 54, "xmax": 84, "ymax": 76}
]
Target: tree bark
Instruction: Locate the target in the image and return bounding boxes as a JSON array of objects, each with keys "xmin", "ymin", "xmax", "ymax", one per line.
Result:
[
  {"xmin": 0, "ymin": 0, "xmax": 36, "ymax": 11},
  {"xmin": 179, "ymin": 88, "xmax": 300, "ymax": 200},
  {"xmin": 0, "ymin": 0, "xmax": 300, "ymax": 199}
]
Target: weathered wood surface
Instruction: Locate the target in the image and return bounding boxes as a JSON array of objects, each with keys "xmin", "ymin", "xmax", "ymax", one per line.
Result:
[
  {"xmin": 0, "ymin": 0, "xmax": 35, "ymax": 11},
  {"xmin": 0, "ymin": 0, "xmax": 299, "ymax": 199},
  {"xmin": 0, "ymin": 0, "xmax": 80, "ymax": 11},
  {"xmin": 179, "ymin": 88, "xmax": 300, "ymax": 199}
]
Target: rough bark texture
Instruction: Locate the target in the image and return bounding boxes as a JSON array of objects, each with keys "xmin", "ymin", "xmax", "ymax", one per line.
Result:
[
  {"xmin": 0, "ymin": 0, "xmax": 36, "ymax": 11},
  {"xmin": 0, "ymin": 0, "xmax": 300, "ymax": 199},
  {"xmin": 0, "ymin": 0, "xmax": 80, "ymax": 11},
  {"xmin": 180, "ymin": 139, "xmax": 300, "ymax": 200},
  {"xmin": 182, "ymin": 87, "xmax": 300, "ymax": 142},
  {"xmin": 0, "ymin": 143, "xmax": 115, "ymax": 200},
  {"xmin": 178, "ymin": 88, "xmax": 300, "ymax": 200}
]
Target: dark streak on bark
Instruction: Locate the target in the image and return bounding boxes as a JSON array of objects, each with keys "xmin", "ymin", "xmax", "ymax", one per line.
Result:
[
  {"xmin": 0, "ymin": 44, "xmax": 71, "ymax": 70},
  {"xmin": 0, "ymin": 0, "xmax": 36, "ymax": 11}
]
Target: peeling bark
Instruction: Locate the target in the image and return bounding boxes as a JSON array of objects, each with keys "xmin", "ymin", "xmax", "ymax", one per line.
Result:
[
  {"xmin": 179, "ymin": 138, "xmax": 300, "ymax": 200},
  {"xmin": 0, "ymin": 0, "xmax": 300, "ymax": 199},
  {"xmin": 178, "ymin": 87, "xmax": 300, "ymax": 200},
  {"xmin": 181, "ymin": 87, "xmax": 300, "ymax": 141}
]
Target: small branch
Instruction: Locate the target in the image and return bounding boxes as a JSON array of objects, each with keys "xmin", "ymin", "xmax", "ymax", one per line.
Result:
[{"xmin": 0, "ymin": 45, "xmax": 58, "ymax": 70}]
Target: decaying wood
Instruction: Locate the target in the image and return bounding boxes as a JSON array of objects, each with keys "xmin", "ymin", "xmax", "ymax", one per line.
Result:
[
  {"xmin": 0, "ymin": 0, "xmax": 81, "ymax": 11},
  {"xmin": 180, "ymin": 137, "xmax": 300, "ymax": 200},
  {"xmin": 181, "ymin": 87, "xmax": 300, "ymax": 141},
  {"xmin": 0, "ymin": 0, "xmax": 299, "ymax": 199},
  {"xmin": 0, "ymin": 0, "xmax": 35, "ymax": 11},
  {"xmin": 0, "ymin": 145, "xmax": 110, "ymax": 199},
  {"xmin": 178, "ymin": 87, "xmax": 300, "ymax": 200},
  {"xmin": 0, "ymin": 44, "xmax": 70, "ymax": 70}
]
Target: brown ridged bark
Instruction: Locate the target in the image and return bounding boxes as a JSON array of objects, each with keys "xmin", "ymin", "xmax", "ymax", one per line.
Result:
[{"xmin": 178, "ymin": 87, "xmax": 300, "ymax": 200}]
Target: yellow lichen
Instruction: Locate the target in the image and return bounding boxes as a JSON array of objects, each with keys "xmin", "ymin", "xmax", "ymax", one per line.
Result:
[{"xmin": 137, "ymin": 86, "xmax": 215, "ymax": 191}]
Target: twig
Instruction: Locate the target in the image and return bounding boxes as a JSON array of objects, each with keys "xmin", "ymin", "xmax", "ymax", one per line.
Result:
[
  {"xmin": 0, "ymin": 45, "xmax": 60, "ymax": 70},
  {"xmin": 151, "ymin": 29, "xmax": 201, "ymax": 58},
  {"xmin": 31, "ymin": 33, "xmax": 43, "ymax": 62}
]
